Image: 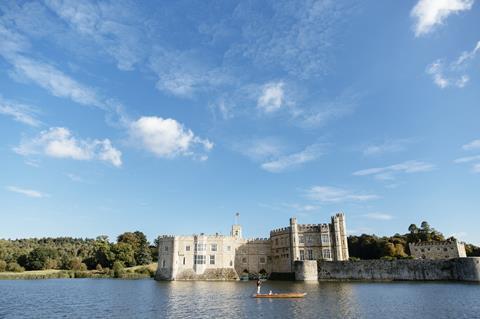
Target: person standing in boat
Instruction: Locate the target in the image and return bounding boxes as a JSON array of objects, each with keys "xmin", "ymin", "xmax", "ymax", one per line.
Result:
[{"xmin": 256, "ymin": 279, "xmax": 261, "ymax": 294}]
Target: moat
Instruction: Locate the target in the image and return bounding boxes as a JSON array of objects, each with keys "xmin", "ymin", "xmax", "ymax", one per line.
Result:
[{"xmin": 1, "ymin": 280, "xmax": 479, "ymax": 318}]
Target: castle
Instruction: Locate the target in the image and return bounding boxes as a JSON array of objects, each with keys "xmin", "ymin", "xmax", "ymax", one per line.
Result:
[{"xmin": 155, "ymin": 213, "xmax": 349, "ymax": 280}]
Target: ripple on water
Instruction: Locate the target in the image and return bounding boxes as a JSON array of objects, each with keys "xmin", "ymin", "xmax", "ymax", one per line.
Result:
[{"xmin": 0, "ymin": 280, "xmax": 479, "ymax": 319}]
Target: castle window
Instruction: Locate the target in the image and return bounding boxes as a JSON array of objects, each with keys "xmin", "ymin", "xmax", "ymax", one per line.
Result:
[
  {"xmin": 307, "ymin": 236, "xmax": 313, "ymax": 244},
  {"xmin": 321, "ymin": 234, "xmax": 330, "ymax": 245},
  {"xmin": 299, "ymin": 236, "xmax": 305, "ymax": 244},
  {"xmin": 164, "ymin": 246, "xmax": 169, "ymax": 252},
  {"xmin": 194, "ymin": 255, "xmax": 206, "ymax": 264},
  {"xmin": 242, "ymin": 257, "xmax": 247, "ymax": 264},
  {"xmin": 210, "ymin": 244, "xmax": 217, "ymax": 252},
  {"xmin": 195, "ymin": 243, "xmax": 206, "ymax": 252},
  {"xmin": 307, "ymin": 249, "xmax": 313, "ymax": 260},
  {"xmin": 230, "ymin": 260, "xmax": 233, "ymax": 266},
  {"xmin": 183, "ymin": 257, "xmax": 186, "ymax": 265},
  {"xmin": 186, "ymin": 245, "xmax": 191, "ymax": 251},
  {"xmin": 226, "ymin": 245, "xmax": 231, "ymax": 252},
  {"xmin": 444, "ymin": 248, "xmax": 448, "ymax": 252},
  {"xmin": 259, "ymin": 257, "xmax": 266, "ymax": 264},
  {"xmin": 210, "ymin": 255, "xmax": 215, "ymax": 265},
  {"xmin": 300, "ymin": 250, "xmax": 305, "ymax": 261},
  {"xmin": 162, "ymin": 260, "xmax": 166, "ymax": 268},
  {"xmin": 322, "ymin": 249, "xmax": 331, "ymax": 260}
]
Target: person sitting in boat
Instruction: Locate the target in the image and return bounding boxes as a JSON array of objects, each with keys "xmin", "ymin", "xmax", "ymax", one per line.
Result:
[{"xmin": 256, "ymin": 279, "xmax": 261, "ymax": 294}]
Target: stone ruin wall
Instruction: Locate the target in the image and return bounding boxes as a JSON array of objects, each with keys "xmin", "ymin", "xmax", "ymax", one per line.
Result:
[{"xmin": 315, "ymin": 258, "xmax": 480, "ymax": 282}]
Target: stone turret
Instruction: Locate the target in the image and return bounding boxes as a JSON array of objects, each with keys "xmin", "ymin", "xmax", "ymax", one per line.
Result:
[
  {"xmin": 331, "ymin": 213, "xmax": 349, "ymax": 261},
  {"xmin": 289, "ymin": 217, "xmax": 300, "ymax": 271},
  {"xmin": 231, "ymin": 224, "xmax": 242, "ymax": 239}
]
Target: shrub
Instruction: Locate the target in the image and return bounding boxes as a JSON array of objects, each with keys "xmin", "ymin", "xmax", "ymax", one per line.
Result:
[
  {"xmin": 68, "ymin": 258, "xmax": 84, "ymax": 271},
  {"xmin": 7, "ymin": 262, "xmax": 25, "ymax": 272},
  {"xmin": 96, "ymin": 264, "xmax": 103, "ymax": 272},
  {"xmin": 112, "ymin": 261, "xmax": 125, "ymax": 278},
  {"xmin": 0, "ymin": 260, "xmax": 6, "ymax": 272}
]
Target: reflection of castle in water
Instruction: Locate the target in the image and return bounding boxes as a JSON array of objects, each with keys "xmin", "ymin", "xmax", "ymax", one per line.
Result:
[{"xmin": 155, "ymin": 213, "xmax": 349, "ymax": 280}]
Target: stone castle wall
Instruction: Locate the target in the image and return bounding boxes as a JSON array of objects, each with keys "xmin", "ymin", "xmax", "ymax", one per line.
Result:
[
  {"xmin": 409, "ymin": 240, "xmax": 467, "ymax": 260},
  {"xmin": 315, "ymin": 258, "xmax": 480, "ymax": 282}
]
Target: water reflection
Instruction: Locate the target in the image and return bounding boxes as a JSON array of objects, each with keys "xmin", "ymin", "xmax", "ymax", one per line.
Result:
[{"xmin": 0, "ymin": 279, "xmax": 479, "ymax": 319}]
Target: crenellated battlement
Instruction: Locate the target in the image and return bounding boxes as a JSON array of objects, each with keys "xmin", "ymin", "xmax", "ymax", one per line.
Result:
[
  {"xmin": 270, "ymin": 227, "xmax": 290, "ymax": 236},
  {"xmin": 245, "ymin": 238, "xmax": 270, "ymax": 243},
  {"xmin": 298, "ymin": 224, "xmax": 320, "ymax": 232},
  {"xmin": 158, "ymin": 234, "xmax": 237, "ymax": 241},
  {"xmin": 158, "ymin": 235, "xmax": 175, "ymax": 239},
  {"xmin": 410, "ymin": 240, "xmax": 462, "ymax": 246}
]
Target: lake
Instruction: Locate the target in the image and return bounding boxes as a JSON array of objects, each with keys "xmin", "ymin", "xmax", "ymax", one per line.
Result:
[{"xmin": 0, "ymin": 279, "xmax": 479, "ymax": 318}]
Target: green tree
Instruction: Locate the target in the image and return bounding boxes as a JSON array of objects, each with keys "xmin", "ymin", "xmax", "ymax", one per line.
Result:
[
  {"xmin": 112, "ymin": 242, "xmax": 136, "ymax": 267},
  {"xmin": 26, "ymin": 247, "xmax": 59, "ymax": 270},
  {"xmin": 92, "ymin": 239, "xmax": 115, "ymax": 268},
  {"xmin": 0, "ymin": 260, "xmax": 6, "ymax": 272},
  {"xmin": 117, "ymin": 231, "xmax": 152, "ymax": 265}
]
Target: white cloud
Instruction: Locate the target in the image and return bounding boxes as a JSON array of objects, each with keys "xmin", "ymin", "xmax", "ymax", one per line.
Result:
[
  {"xmin": 257, "ymin": 82, "xmax": 285, "ymax": 113},
  {"xmin": 462, "ymin": 139, "xmax": 480, "ymax": 151},
  {"xmin": 427, "ymin": 41, "xmax": 480, "ymax": 89},
  {"xmin": 44, "ymin": 0, "xmax": 146, "ymax": 71},
  {"xmin": 426, "ymin": 60, "xmax": 450, "ymax": 88},
  {"xmin": 8, "ymin": 55, "xmax": 103, "ymax": 107},
  {"xmin": 0, "ymin": 96, "xmax": 41, "ymax": 127},
  {"xmin": 426, "ymin": 60, "xmax": 471, "ymax": 88},
  {"xmin": 363, "ymin": 139, "xmax": 411, "ymax": 156},
  {"xmin": 14, "ymin": 127, "xmax": 122, "ymax": 167},
  {"xmin": 129, "ymin": 116, "xmax": 213, "ymax": 159},
  {"xmin": 236, "ymin": 138, "xmax": 285, "ymax": 162},
  {"xmin": 149, "ymin": 48, "xmax": 231, "ymax": 97},
  {"xmin": 261, "ymin": 144, "xmax": 323, "ymax": 173},
  {"xmin": 6, "ymin": 186, "xmax": 48, "ymax": 198},
  {"xmin": 455, "ymin": 139, "xmax": 480, "ymax": 173},
  {"xmin": 473, "ymin": 163, "xmax": 480, "ymax": 173},
  {"xmin": 363, "ymin": 213, "xmax": 394, "ymax": 221},
  {"xmin": 209, "ymin": 98, "xmax": 234, "ymax": 120},
  {"xmin": 454, "ymin": 155, "xmax": 480, "ymax": 163},
  {"xmin": 286, "ymin": 204, "xmax": 319, "ymax": 212},
  {"xmin": 296, "ymin": 91, "xmax": 358, "ymax": 128},
  {"xmin": 411, "ymin": 0, "xmax": 474, "ymax": 37},
  {"xmin": 226, "ymin": 1, "xmax": 349, "ymax": 79},
  {"xmin": 353, "ymin": 160, "xmax": 435, "ymax": 180},
  {"xmin": 66, "ymin": 173, "xmax": 84, "ymax": 183},
  {"xmin": 306, "ymin": 186, "xmax": 379, "ymax": 203}
]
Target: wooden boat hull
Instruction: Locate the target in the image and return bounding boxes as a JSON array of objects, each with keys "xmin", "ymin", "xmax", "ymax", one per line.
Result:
[{"xmin": 253, "ymin": 293, "xmax": 307, "ymax": 298}]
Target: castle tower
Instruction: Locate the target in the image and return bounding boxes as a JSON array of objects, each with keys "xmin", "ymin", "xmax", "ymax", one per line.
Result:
[
  {"xmin": 289, "ymin": 217, "xmax": 300, "ymax": 271},
  {"xmin": 231, "ymin": 225, "xmax": 242, "ymax": 239},
  {"xmin": 331, "ymin": 213, "xmax": 349, "ymax": 261}
]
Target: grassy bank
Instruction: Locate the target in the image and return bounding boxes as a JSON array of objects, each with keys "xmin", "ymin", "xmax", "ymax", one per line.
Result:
[{"xmin": 0, "ymin": 263, "xmax": 158, "ymax": 280}]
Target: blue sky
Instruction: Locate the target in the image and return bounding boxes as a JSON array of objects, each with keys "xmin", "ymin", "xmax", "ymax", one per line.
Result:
[{"xmin": 1, "ymin": 0, "xmax": 479, "ymax": 244}]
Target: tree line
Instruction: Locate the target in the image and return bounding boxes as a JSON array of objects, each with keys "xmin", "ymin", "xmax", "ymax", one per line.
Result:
[
  {"xmin": 0, "ymin": 231, "xmax": 158, "ymax": 274},
  {"xmin": 348, "ymin": 221, "xmax": 480, "ymax": 260}
]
